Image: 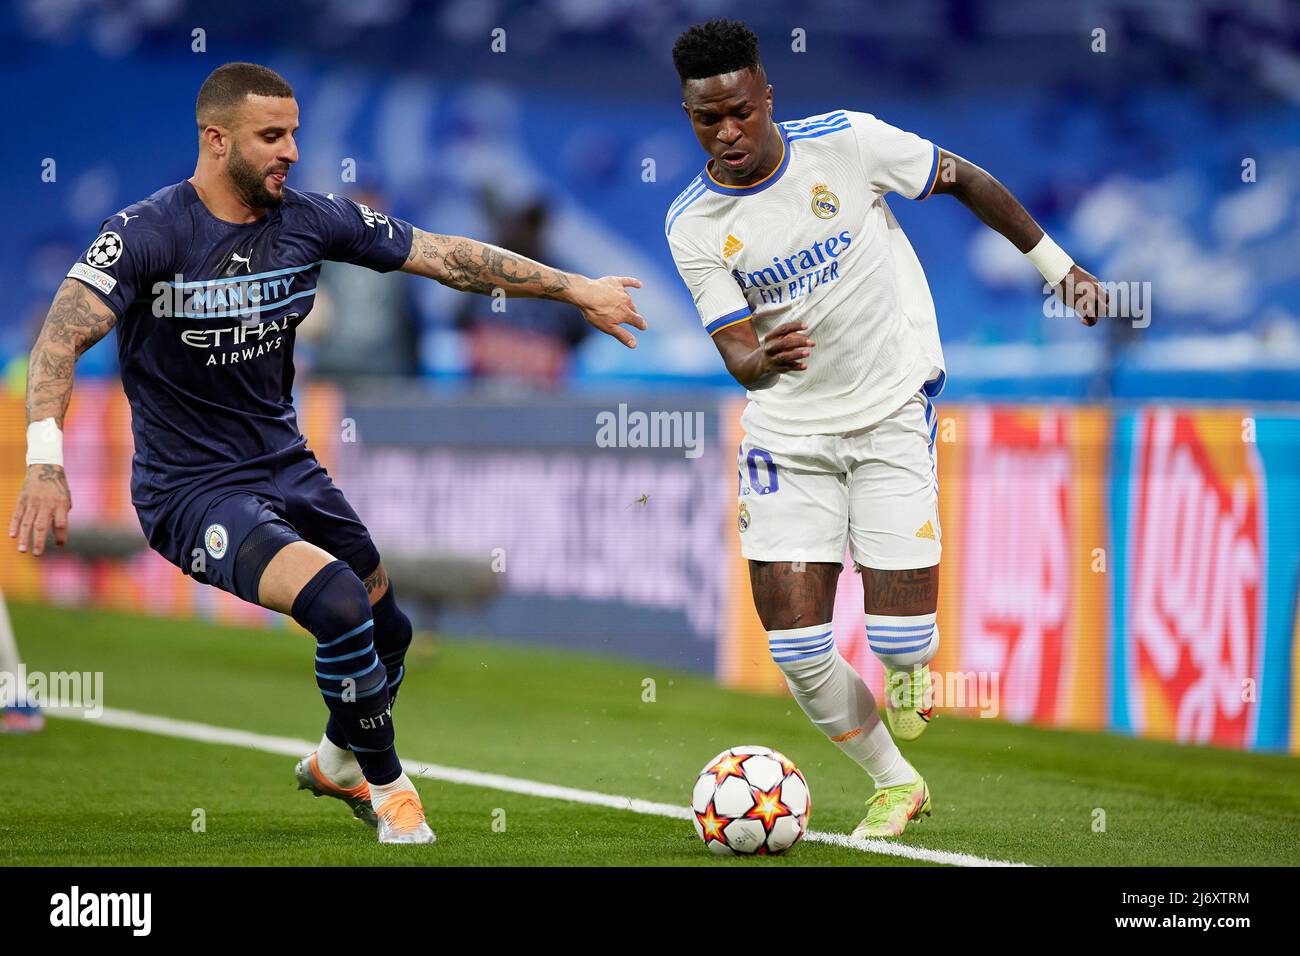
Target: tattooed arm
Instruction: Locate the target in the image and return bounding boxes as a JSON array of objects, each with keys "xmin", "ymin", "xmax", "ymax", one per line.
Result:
[
  {"xmin": 9, "ymin": 279, "xmax": 117, "ymax": 555},
  {"xmin": 400, "ymin": 227, "xmax": 647, "ymax": 347},
  {"xmin": 929, "ymin": 152, "xmax": 1107, "ymax": 325}
]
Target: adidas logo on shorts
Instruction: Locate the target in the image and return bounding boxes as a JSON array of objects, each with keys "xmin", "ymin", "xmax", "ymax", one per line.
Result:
[{"xmin": 915, "ymin": 520, "xmax": 936, "ymax": 541}]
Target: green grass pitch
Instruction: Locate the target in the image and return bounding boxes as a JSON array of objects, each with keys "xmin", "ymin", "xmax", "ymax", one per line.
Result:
[{"xmin": 1, "ymin": 601, "xmax": 1297, "ymax": 866}]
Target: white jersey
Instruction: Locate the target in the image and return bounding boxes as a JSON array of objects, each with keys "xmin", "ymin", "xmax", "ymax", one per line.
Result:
[{"xmin": 666, "ymin": 109, "xmax": 945, "ymax": 435}]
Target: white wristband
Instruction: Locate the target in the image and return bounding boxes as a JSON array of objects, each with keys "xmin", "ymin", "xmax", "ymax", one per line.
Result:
[
  {"xmin": 26, "ymin": 418, "xmax": 63, "ymax": 467},
  {"xmin": 1025, "ymin": 233, "xmax": 1074, "ymax": 287}
]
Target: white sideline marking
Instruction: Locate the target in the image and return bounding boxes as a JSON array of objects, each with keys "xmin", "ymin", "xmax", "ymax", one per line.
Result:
[{"xmin": 51, "ymin": 707, "xmax": 1028, "ymax": 867}]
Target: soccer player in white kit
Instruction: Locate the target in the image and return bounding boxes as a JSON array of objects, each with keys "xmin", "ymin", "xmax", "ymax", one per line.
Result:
[{"xmin": 666, "ymin": 20, "xmax": 1107, "ymax": 838}]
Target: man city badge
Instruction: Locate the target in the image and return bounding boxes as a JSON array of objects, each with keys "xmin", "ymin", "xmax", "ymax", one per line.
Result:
[
  {"xmin": 810, "ymin": 182, "xmax": 840, "ymax": 219},
  {"xmin": 738, "ymin": 502, "xmax": 751, "ymax": 533},
  {"xmin": 204, "ymin": 523, "xmax": 228, "ymax": 560}
]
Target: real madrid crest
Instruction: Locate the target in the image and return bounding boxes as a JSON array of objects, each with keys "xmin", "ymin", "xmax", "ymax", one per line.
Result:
[
  {"xmin": 810, "ymin": 182, "xmax": 839, "ymax": 219},
  {"xmin": 738, "ymin": 502, "xmax": 751, "ymax": 533}
]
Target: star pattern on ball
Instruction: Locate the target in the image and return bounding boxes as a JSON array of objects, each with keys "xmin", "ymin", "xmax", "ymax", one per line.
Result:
[
  {"xmin": 745, "ymin": 783, "xmax": 791, "ymax": 833},
  {"xmin": 772, "ymin": 750, "xmax": 798, "ymax": 776},
  {"xmin": 706, "ymin": 750, "xmax": 748, "ymax": 785},
  {"xmin": 695, "ymin": 801, "xmax": 728, "ymax": 845},
  {"xmin": 692, "ymin": 747, "xmax": 810, "ymax": 856}
]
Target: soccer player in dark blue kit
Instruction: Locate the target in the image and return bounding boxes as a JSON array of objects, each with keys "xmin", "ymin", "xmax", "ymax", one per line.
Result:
[{"xmin": 9, "ymin": 63, "xmax": 646, "ymax": 845}]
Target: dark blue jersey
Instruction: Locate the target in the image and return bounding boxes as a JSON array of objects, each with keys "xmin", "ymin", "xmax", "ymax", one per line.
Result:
[{"xmin": 66, "ymin": 181, "xmax": 414, "ymax": 512}]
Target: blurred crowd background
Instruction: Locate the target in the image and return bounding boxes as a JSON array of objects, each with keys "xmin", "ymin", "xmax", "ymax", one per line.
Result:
[{"xmin": 4, "ymin": 0, "xmax": 1298, "ymax": 401}]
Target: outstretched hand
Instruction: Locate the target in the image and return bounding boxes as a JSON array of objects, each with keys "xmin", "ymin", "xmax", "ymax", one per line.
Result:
[
  {"xmin": 573, "ymin": 276, "xmax": 647, "ymax": 348},
  {"xmin": 9, "ymin": 464, "xmax": 71, "ymax": 556}
]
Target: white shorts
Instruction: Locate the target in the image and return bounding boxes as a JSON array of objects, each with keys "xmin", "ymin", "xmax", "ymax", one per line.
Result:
[{"xmin": 737, "ymin": 386, "xmax": 941, "ymax": 570}]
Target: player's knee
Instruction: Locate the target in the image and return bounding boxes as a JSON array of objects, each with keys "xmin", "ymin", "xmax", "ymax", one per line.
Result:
[
  {"xmin": 767, "ymin": 624, "xmax": 837, "ymax": 683},
  {"xmin": 292, "ymin": 561, "xmax": 387, "ymax": 701},
  {"xmin": 865, "ymin": 612, "xmax": 939, "ymax": 668},
  {"xmin": 292, "ymin": 560, "xmax": 371, "ymax": 633}
]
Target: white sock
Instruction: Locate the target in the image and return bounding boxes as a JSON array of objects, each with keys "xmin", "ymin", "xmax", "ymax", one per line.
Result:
[
  {"xmin": 866, "ymin": 612, "xmax": 939, "ymax": 669},
  {"xmin": 317, "ymin": 734, "xmax": 363, "ymax": 788},
  {"xmin": 768, "ymin": 624, "xmax": 917, "ymax": 788},
  {"xmin": 369, "ymin": 772, "xmax": 418, "ymax": 811},
  {"xmin": 859, "ymin": 721, "xmax": 917, "ymax": 788}
]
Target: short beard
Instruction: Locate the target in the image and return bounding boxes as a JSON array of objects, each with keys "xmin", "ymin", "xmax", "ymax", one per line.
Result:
[{"xmin": 227, "ymin": 139, "xmax": 283, "ymax": 209}]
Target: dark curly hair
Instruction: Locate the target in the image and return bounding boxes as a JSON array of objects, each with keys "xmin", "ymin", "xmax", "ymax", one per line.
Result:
[{"xmin": 671, "ymin": 18, "xmax": 762, "ymax": 85}]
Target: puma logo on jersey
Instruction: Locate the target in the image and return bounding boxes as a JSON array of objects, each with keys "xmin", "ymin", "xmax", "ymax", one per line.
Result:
[
  {"xmin": 229, "ymin": 251, "xmax": 252, "ymax": 273},
  {"xmin": 116, "ymin": 211, "xmax": 139, "ymax": 226},
  {"xmin": 915, "ymin": 520, "xmax": 936, "ymax": 540},
  {"xmin": 722, "ymin": 234, "xmax": 744, "ymax": 258}
]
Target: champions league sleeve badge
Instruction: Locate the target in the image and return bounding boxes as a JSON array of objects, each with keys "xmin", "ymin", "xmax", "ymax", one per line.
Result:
[{"xmin": 86, "ymin": 232, "xmax": 124, "ymax": 268}]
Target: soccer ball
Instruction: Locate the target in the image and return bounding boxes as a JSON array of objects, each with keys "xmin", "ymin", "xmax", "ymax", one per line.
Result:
[{"xmin": 691, "ymin": 745, "xmax": 810, "ymax": 856}]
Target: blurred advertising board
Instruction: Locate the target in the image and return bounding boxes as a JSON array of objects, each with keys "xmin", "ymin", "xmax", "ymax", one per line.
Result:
[
  {"xmin": 1110, "ymin": 409, "xmax": 1296, "ymax": 753},
  {"xmin": 329, "ymin": 392, "xmax": 727, "ymax": 670},
  {"xmin": 719, "ymin": 399, "xmax": 1295, "ymax": 755}
]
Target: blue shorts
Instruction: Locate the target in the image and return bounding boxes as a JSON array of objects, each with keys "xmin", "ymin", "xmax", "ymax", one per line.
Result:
[{"xmin": 137, "ymin": 441, "xmax": 379, "ymax": 605}]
